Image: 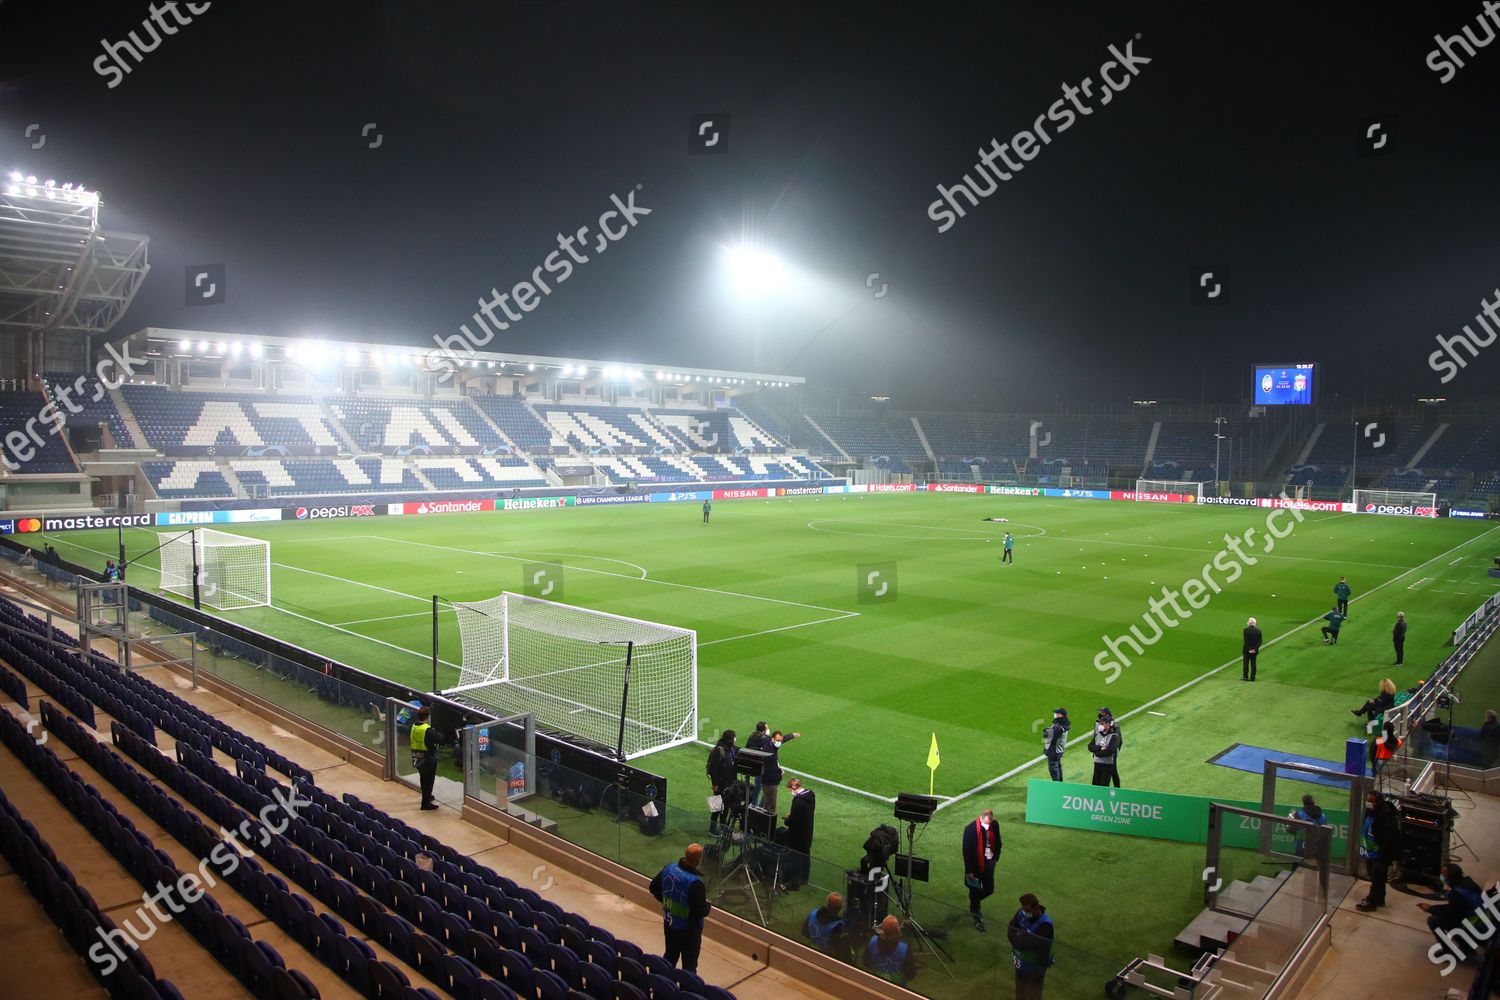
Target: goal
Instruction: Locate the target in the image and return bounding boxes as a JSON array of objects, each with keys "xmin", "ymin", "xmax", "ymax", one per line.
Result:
[
  {"xmin": 445, "ymin": 592, "xmax": 697, "ymax": 759},
  {"xmin": 1352, "ymin": 489, "xmax": 1438, "ymax": 517},
  {"xmin": 1135, "ymin": 478, "xmax": 1209, "ymax": 500},
  {"xmin": 158, "ymin": 529, "xmax": 272, "ymax": 610}
]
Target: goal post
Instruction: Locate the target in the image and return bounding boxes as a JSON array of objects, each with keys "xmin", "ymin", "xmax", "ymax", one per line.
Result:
[
  {"xmin": 444, "ymin": 592, "xmax": 697, "ymax": 759},
  {"xmin": 159, "ymin": 529, "xmax": 272, "ymax": 610},
  {"xmin": 1135, "ymin": 478, "xmax": 1208, "ymax": 500},
  {"xmin": 1352, "ymin": 489, "xmax": 1439, "ymax": 517}
]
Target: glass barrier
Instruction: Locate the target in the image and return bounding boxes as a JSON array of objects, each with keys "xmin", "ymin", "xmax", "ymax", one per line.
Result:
[
  {"xmin": 1401, "ymin": 633, "xmax": 1500, "ymax": 770},
  {"xmin": 1208, "ymin": 865, "xmax": 1356, "ymax": 997}
]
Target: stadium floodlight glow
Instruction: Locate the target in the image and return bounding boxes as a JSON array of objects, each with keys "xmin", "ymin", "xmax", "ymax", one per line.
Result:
[
  {"xmin": 230, "ymin": 342, "xmax": 243, "ymax": 356},
  {"xmin": 345, "ymin": 348, "xmax": 360, "ymax": 365},
  {"xmin": 248, "ymin": 343, "xmax": 262, "ymax": 358},
  {"xmin": 26, "ymin": 175, "xmax": 36, "ymax": 184},
  {"xmin": 215, "ymin": 341, "xmax": 227, "ymax": 354},
  {"xmin": 177, "ymin": 338, "xmax": 191, "ymax": 351},
  {"xmin": 197, "ymin": 340, "xmax": 209, "ymax": 352},
  {"xmin": 724, "ymin": 243, "xmax": 785, "ymax": 293},
  {"xmin": 7, "ymin": 171, "xmax": 19, "ymax": 182},
  {"xmin": 527, "ymin": 362, "xmax": 535, "ymax": 371}
]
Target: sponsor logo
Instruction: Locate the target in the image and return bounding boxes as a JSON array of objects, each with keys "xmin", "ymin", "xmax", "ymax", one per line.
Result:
[
  {"xmin": 715, "ymin": 488, "xmax": 766, "ymax": 499},
  {"xmin": 0, "ymin": 519, "xmax": 12, "ymax": 534},
  {"xmin": 33, "ymin": 514, "xmax": 152, "ymax": 532},
  {"xmin": 1260, "ymin": 497, "xmax": 1347, "ymax": 512},
  {"xmin": 1199, "ymin": 496, "xmax": 1259, "ymax": 506},
  {"xmin": 866, "ymin": 483, "xmax": 917, "ymax": 493},
  {"xmin": 501, "ymin": 497, "xmax": 573, "ymax": 510},
  {"xmin": 1449, "ymin": 508, "xmax": 1488, "ymax": 519},
  {"xmin": 927, "ymin": 483, "xmax": 986, "ymax": 493},
  {"xmin": 404, "ymin": 499, "xmax": 495, "ymax": 515},
  {"xmin": 575, "ymin": 494, "xmax": 650, "ymax": 505},
  {"xmin": 1115, "ymin": 491, "xmax": 1183, "ymax": 503},
  {"xmin": 777, "ymin": 486, "xmax": 823, "ymax": 496},
  {"xmin": 1363, "ymin": 503, "xmax": 1437, "ymax": 517},
  {"xmin": 291, "ymin": 504, "xmax": 381, "ymax": 520},
  {"xmin": 989, "ymin": 486, "xmax": 1042, "ymax": 496}
]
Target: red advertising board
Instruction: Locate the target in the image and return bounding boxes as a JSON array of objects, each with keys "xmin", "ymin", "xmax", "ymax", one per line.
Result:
[
  {"xmin": 392, "ymin": 498, "xmax": 497, "ymax": 515},
  {"xmin": 926, "ymin": 483, "xmax": 986, "ymax": 493}
]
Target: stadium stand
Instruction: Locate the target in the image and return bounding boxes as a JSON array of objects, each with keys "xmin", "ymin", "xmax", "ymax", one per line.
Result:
[
  {"xmin": 731, "ymin": 396, "xmax": 792, "ymax": 446},
  {"xmin": 0, "ymin": 593, "xmax": 741, "ymax": 1000},
  {"xmin": 121, "ymin": 385, "xmax": 342, "ymax": 453},
  {"xmin": 812, "ymin": 414, "xmax": 926, "ymax": 470},
  {"xmin": 918, "ymin": 412, "xmax": 1031, "ymax": 465},
  {"xmin": 470, "ymin": 395, "xmax": 565, "ymax": 451},
  {"xmin": 142, "ymin": 460, "xmax": 234, "ymax": 498},
  {"xmin": 43, "ymin": 372, "xmax": 138, "ymax": 449},
  {"xmin": 0, "ymin": 390, "xmax": 79, "ymax": 473},
  {"xmin": 329, "ymin": 397, "xmax": 506, "ymax": 451}
]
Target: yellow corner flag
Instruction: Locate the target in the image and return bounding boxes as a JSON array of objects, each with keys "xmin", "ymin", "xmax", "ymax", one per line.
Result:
[{"xmin": 926, "ymin": 733, "xmax": 940, "ymax": 794}]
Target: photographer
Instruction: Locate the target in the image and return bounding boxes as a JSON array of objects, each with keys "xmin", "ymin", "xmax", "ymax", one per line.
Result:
[
  {"xmin": 1042, "ymin": 708, "xmax": 1069, "ymax": 782},
  {"xmin": 1090, "ymin": 710, "xmax": 1122, "ymax": 787},
  {"xmin": 706, "ymin": 730, "xmax": 737, "ymax": 834}
]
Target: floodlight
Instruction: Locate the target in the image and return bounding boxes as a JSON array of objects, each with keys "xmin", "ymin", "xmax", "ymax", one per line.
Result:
[
  {"xmin": 487, "ymin": 360, "xmax": 496, "ymax": 368},
  {"xmin": 527, "ymin": 363, "xmax": 535, "ymax": 371},
  {"xmin": 26, "ymin": 175, "xmax": 36, "ymax": 184},
  {"xmin": 177, "ymin": 339, "xmax": 191, "ymax": 351},
  {"xmin": 248, "ymin": 343, "xmax": 262, "ymax": 358},
  {"xmin": 4, "ymin": 185, "xmax": 16, "ymax": 196},
  {"xmin": 197, "ymin": 340, "xmax": 209, "ymax": 352},
  {"xmin": 230, "ymin": 342, "xmax": 243, "ymax": 356},
  {"xmin": 724, "ymin": 243, "xmax": 784, "ymax": 292},
  {"xmin": 215, "ymin": 341, "xmax": 227, "ymax": 354},
  {"xmin": 7, "ymin": 171, "xmax": 19, "ymax": 182},
  {"xmin": 345, "ymin": 349, "xmax": 360, "ymax": 365}
]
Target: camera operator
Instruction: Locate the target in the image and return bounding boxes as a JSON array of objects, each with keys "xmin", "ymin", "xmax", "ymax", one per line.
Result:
[{"xmin": 706, "ymin": 729, "xmax": 737, "ymax": 834}]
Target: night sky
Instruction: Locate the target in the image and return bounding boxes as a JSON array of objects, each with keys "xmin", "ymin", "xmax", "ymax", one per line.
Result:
[{"xmin": 3, "ymin": 2, "xmax": 1499, "ymax": 410}]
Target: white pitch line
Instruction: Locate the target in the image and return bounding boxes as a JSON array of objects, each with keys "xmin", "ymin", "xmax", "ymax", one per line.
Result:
[
  {"xmin": 267, "ymin": 603, "xmax": 463, "ymax": 671},
  {"xmin": 934, "ymin": 524, "xmax": 1500, "ymax": 812},
  {"xmin": 333, "ymin": 608, "xmax": 456, "ymax": 628},
  {"xmin": 698, "ymin": 613, "xmax": 860, "ymax": 647}
]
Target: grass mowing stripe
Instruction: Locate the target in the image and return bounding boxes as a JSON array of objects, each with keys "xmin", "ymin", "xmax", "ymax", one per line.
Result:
[{"xmin": 934, "ymin": 521, "xmax": 1500, "ymax": 812}]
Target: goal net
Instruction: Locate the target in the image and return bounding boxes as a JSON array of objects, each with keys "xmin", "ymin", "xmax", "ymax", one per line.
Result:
[
  {"xmin": 158, "ymin": 529, "xmax": 272, "ymax": 610},
  {"xmin": 1135, "ymin": 478, "xmax": 1208, "ymax": 500},
  {"xmin": 445, "ymin": 593, "xmax": 697, "ymax": 759},
  {"xmin": 1353, "ymin": 489, "xmax": 1438, "ymax": 517}
]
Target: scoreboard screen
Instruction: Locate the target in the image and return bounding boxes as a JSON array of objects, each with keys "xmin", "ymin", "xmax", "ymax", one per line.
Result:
[{"xmin": 1253, "ymin": 363, "xmax": 1316, "ymax": 405}]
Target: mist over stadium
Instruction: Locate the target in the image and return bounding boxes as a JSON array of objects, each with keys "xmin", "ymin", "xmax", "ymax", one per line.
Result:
[{"xmin": 1, "ymin": 4, "xmax": 1500, "ymax": 1000}]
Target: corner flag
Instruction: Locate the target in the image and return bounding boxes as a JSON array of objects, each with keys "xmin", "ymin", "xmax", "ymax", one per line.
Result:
[{"xmin": 926, "ymin": 733, "xmax": 940, "ymax": 794}]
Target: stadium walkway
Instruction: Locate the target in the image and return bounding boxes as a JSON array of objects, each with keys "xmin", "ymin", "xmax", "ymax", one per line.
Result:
[
  {"xmin": 1290, "ymin": 788, "xmax": 1500, "ymax": 999},
  {"xmin": 112, "ymin": 657, "xmax": 847, "ymax": 1000}
]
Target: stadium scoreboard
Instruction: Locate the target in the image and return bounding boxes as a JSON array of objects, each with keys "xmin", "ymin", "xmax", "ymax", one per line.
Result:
[{"xmin": 1253, "ymin": 362, "xmax": 1316, "ymax": 405}]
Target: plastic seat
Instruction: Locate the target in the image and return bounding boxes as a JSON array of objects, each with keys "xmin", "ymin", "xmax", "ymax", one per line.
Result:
[
  {"xmin": 615, "ymin": 956, "xmax": 648, "ymax": 990},
  {"xmin": 544, "ymin": 943, "xmax": 579, "ymax": 985},
  {"xmin": 644, "ymin": 975, "xmax": 679, "ymax": 1000},
  {"xmin": 439, "ymin": 954, "xmax": 485, "ymax": 1000},
  {"xmin": 334, "ymin": 935, "xmax": 375, "ymax": 991},
  {"xmin": 641, "ymin": 955, "xmax": 675, "ymax": 980},
  {"xmin": 497, "ymin": 948, "xmax": 534, "ymax": 996},
  {"xmin": 409, "ymin": 931, "xmax": 445, "ymax": 980},
  {"xmin": 271, "ymin": 966, "xmax": 321, "ymax": 1000},
  {"xmin": 611, "ymin": 983, "xmax": 647, "ymax": 1000},
  {"xmin": 534, "ymin": 969, "xmax": 570, "ymax": 1000},
  {"xmin": 576, "ymin": 961, "xmax": 614, "ymax": 1000},
  {"xmin": 670, "ymin": 970, "xmax": 705, "ymax": 995},
  {"xmin": 365, "ymin": 961, "xmax": 410, "ymax": 999},
  {"xmin": 241, "ymin": 938, "xmax": 285, "ymax": 998},
  {"xmin": 475, "ymin": 980, "xmax": 518, "ymax": 1000}
]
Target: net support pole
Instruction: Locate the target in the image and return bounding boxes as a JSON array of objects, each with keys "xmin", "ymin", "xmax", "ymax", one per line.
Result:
[
  {"xmin": 616, "ymin": 640, "xmax": 634, "ymax": 762},
  {"xmin": 432, "ymin": 594, "xmax": 440, "ymax": 694},
  {"xmin": 191, "ymin": 529, "xmax": 201, "ymax": 611},
  {"xmin": 117, "ymin": 524, "xmax": 127, "ymax": 582}
]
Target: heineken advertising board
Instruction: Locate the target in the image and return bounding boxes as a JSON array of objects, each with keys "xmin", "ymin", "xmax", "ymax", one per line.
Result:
[{"xmin": 1026, "ymin": 780, "xmax": 1349, "ymax": 854}]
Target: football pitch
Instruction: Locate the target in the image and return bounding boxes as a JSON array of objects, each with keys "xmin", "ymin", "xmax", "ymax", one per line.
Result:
[{"xmin": 31, "ymin": 493, "xmax": 1500, "ymax": 983}]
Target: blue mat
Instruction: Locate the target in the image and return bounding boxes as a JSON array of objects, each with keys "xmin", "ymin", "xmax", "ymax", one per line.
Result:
[{"xmin": 1208, "ymin": 743, "xmax": 1365, "ymax": 788}]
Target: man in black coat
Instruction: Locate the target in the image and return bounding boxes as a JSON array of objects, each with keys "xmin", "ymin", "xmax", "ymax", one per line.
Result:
[
  {"xmin": 1242, "ymin": 617, "xmax": 1263, "ymax": 681},
  {"xmin": 1392, "ymin": 612, "xmax": 1407, "ymax": 666},
  {"xmin": 706, "ymin": 730, "xmax": 737, "ymax": 834},
  {"xmin": 759, "ymin": 728, "xmax": 800, "ymax": 814},
  {"xmin": 780, "ymin": 777, "xmax": 816, "ymax": 889},
  {"xmin": 961, "ymin": 809, "xmax": 1002, "ymax": 931}
]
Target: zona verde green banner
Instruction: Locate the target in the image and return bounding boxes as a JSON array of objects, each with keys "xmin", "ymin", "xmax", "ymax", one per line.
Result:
[{"xmin": 1025, "ymin": 780, "xmax": 1349, "ymax": 853}]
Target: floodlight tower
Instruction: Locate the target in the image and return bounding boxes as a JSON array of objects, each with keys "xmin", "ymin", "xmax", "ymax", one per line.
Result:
[{"xmin": 0, "ymin": 170, "xmax": 149, "ymax": 379}]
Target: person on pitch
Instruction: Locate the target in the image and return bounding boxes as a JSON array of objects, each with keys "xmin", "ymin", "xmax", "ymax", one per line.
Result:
[
  {"xmin": 962, "ymin": 808, "xmax": 1002, "ymax": 931},
  {"xmin": 1334, "ymin": 576, "xmax": 1352, "ymax": 618}
]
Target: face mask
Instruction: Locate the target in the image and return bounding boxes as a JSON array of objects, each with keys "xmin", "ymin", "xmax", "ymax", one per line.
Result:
[
  {"xmin": 980, "ymin": 819, "xmax": 990, "ymax": 828},
  {"xmin": 772, "ymin": 740, "xmax": 782, "ymax": 748}
]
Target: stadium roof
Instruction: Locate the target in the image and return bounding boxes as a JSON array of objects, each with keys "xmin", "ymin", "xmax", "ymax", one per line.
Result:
[{"xmin": 129, "ymin": 328, "xmax": 804, "ymax": 388}]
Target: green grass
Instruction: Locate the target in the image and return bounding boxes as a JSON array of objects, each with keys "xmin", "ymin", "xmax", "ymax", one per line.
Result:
[{"xmin": 31, "ymin": 495, "xmax": 1500, "ymax": 995}]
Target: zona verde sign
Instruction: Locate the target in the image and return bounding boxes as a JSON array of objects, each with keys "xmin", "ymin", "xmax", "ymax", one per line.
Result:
[{"xmin": 1025, "ymin": 780, "xmax": 1348, "ymax": 854}]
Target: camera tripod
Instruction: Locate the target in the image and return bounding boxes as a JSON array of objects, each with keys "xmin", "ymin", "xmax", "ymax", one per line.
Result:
[
  {"xmin": 890, "ymin": 818, "xmax": 953, "ymax": 977},
  {"xmin": 710, "ymin": 775, "xmax": 782, "ymax": 924}
]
